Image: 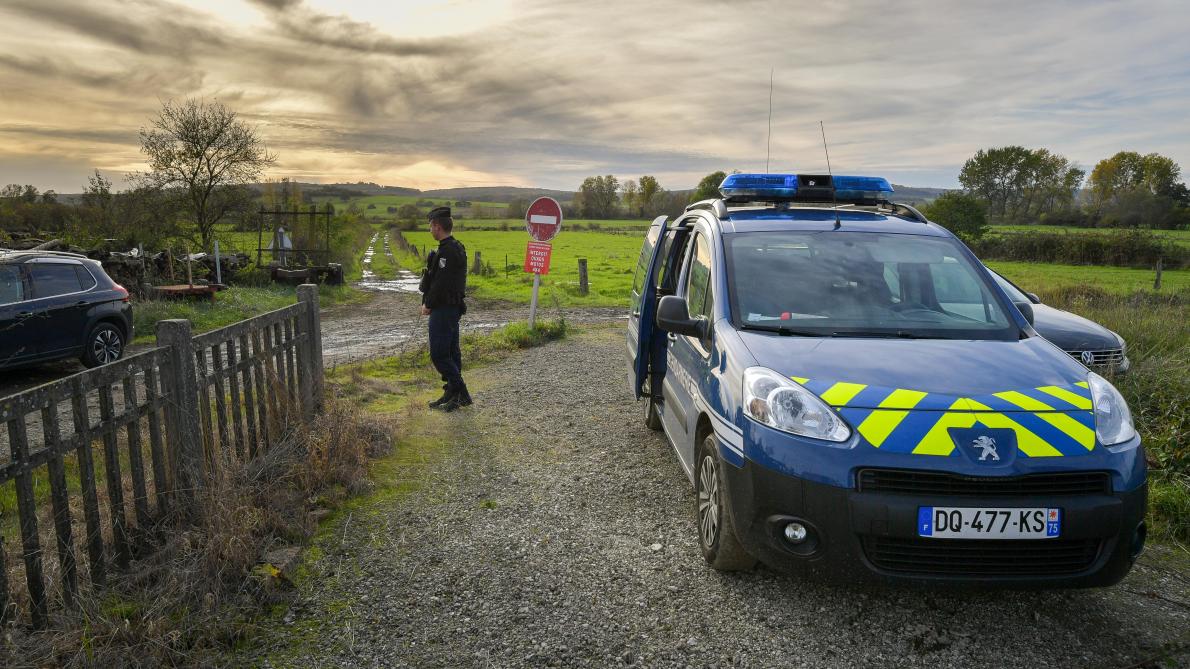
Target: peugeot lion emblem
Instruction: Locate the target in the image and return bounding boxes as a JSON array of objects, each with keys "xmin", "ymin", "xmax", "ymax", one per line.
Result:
[
  {"xmin": 971, "ymin": 436, "xmax": 1000, "ymax": 462},
  {"xmin": 1080, "ymin": 350, "xmax": 1095, "ymax": 366}
]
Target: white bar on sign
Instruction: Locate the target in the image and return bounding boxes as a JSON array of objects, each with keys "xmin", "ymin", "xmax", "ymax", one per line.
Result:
[{"xmin": 529, "ymin": 214, "xmax": 558, "ymax": 226}]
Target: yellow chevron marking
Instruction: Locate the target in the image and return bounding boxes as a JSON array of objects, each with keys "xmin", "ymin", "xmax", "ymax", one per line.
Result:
[
  {"xmin": 790, "ymin": 376, "xmax": 810, "ymax": 385},
  {"xmin": 994, "ymin": 392, "xmax": 1095, "ymax": 450},
  {"xmin": 912, "ymin": 401, "xmax": 975, "ymax": 455},
  {"xmin": 1075, "ymin": 381, "xmax": 1089, "ymax": 388},
  {"xmin": 966, "ymin": 399, "xmax": 1064, "ymax": 457},
  {"xmin": 858, "ymin": 410, "xmax": 908, "ymax": 447},
  {"xmin": 878, "ymin": 388, "xmax": 929, "ymax": 410},
  {"xmin": 820, "ymin": 382, "xmax": 867, "ymax": 406},
  {"xmin": 1036, "ymin": 385, "xmax": 1092, "ymax": 410}
]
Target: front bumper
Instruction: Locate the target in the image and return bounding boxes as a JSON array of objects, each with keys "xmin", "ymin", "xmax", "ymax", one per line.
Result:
[{"xmin": 720, "ymin": 456, "xmax": 1147, "ymax": 587}]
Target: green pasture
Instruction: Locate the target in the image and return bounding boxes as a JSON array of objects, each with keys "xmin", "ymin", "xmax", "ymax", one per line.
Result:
[
  {"xmin": 400, "ymin": 229, "xmax": 645, "ymax": 307},
  {"xmin": 986, "ymin": 261, "xmax": 1187, "ymax": 294},
  {"xmin": 310, "ymin": 194, "xmax": 508, "ymax": 214}
]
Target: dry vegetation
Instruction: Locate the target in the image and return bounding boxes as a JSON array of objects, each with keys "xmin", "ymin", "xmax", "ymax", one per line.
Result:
[{"xmin": 0, "ymin": 398, "xmax": 391, "ymax": 668}]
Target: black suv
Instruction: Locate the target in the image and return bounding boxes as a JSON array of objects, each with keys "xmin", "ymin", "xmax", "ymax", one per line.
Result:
[{"xmin": 1, "ymin": 250, "xmax": 134, "ymax": 370}]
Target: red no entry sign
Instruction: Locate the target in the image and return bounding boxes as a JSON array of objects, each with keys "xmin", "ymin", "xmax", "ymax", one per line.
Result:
[
  {"xmin": 524, "ymin": 241, "xmax": 552, "ymax": 275},
  {"xmin": 525, "ymin": 197, "xmax": 563, "ymax": 242}
]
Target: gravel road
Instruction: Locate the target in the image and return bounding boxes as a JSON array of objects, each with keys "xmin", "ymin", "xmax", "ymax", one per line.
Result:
[{"xmin": 239, "ymin": 327, "xmax": 1189, "ymax": 669}]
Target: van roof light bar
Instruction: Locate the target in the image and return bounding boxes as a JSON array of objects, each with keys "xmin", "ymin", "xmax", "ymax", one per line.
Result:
[{"xmin": 718, "ymin": 173, "xmax": 894, "ymax": 204}]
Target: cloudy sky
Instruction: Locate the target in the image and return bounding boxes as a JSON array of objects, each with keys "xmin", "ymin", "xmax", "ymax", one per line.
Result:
[{"xmin": 1, "ymin": 0, "xmax": 1188, "ymax": 193}]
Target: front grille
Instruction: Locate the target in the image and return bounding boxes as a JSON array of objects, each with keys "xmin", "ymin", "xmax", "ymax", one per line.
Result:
[
  {"xmin": 857, "ymin": 469, "xmax": 1111, "ymax": 496},
  {"xmin": 1065, "ymin": 347, "xmax": 1125, "ymax": 366},
  {"xmin": 863, "ymin": 537, "xmax": 1101, "ymax": 577}
]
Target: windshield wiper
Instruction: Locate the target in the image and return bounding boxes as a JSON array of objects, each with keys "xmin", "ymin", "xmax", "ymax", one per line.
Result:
[{"xmin": 740, "ymin": 323, "xmax": 828, "ymax": 337}]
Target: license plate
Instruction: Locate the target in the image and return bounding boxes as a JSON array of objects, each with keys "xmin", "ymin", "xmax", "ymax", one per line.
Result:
[{"xmin": 918, "ymin": 507, "xmax": 1061, "ymax": 539}]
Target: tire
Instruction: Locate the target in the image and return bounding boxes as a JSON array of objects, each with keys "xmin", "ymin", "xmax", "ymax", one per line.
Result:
[
  {"xmin": 695, "ymin": 433, "xmax": 756, "ymax": 571},
  {"xmin": 81, "ymin": 322, "xmax": 125, "ymax": 368},
  {"xmin": 643, "ymin": 379, "xmax": 662, "ymax": 431}
]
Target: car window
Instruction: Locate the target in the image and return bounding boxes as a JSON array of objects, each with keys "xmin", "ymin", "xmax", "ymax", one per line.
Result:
[
  {"xmin": 0, "ymin": 266, "xmax": 23, "ymax": 304},
  {"xmin": 29, "ymin": 263, "xmax": 84, "ymax": 299},
  {"xmin": 684, "ymin": 233, "xmax": 713, "ymax": 320},
  {"xmin": 989, "ymin": 269, "xmax": 1029, "ymax": 303},
  {"xmin": 75, "ymin": 265, "xmax": 97, "ymax": 291},
  {"xmin": 725, "ymin": 231, "xmax": 1016, "ymax": 340},
  {"xmin": 630, "ymin": 223, "xmax": 662, "ymax": 309}
]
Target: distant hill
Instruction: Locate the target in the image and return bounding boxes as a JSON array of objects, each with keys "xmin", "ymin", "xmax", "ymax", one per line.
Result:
[{"xmin": 889, "ymin": 185, "xmax": 949, "ymax": 204}]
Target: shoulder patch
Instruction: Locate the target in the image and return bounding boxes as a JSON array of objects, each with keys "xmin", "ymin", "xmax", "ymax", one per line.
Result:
[{"xmin": 439, "ymin": 256, "xmax": 447, "ymax": 269}]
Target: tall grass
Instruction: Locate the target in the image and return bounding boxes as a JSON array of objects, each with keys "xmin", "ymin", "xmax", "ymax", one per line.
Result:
[{"xmin": 1038, "ymin": 286, "xmax": 1189, "ymax": 541}]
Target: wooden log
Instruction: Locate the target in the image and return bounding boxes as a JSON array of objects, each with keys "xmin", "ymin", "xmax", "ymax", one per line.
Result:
[
  {"xmin": 71, "ymin": 383, "xmax": 106, "ymax": 587},
  {"xmin": 7, "ymin": 416, "xmax": 48, "ymax": 628},
  {"xmin": 42, "ymin": 402, "xmax": 78, "ymax": 608}
]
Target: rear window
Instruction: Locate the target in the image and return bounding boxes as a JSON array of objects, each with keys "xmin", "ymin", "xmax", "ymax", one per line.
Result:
[
  {"xmin": 0, "ymin": 266, "xmax": 23, "ymax": 304},
  {"xmin": 29, "ymin": 263, "xmax": 85, "ymax": 299}
]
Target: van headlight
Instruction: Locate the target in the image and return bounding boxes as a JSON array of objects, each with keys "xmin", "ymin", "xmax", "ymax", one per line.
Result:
[
  {"xmin": 1087, "ymin": 371, "xmax": 1136, "ymax": 446},
  {"xmin": 742, "ymin": 367, "xmax": 850, "ymax": 442}
]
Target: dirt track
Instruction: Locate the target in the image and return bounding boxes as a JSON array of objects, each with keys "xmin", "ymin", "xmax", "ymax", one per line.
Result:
[{"xmin": 238, "ymin": 327, "xmax": 1190, "ymax": 669}]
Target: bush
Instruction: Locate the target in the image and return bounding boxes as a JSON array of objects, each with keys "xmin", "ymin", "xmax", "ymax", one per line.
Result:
[
  {"xmin": 920, "ymin": 192, "xmax": 988, "ymax": 241},
  {"xmin": 970, "ymin": 229, "xmax": 1188, "ymax": 268}
]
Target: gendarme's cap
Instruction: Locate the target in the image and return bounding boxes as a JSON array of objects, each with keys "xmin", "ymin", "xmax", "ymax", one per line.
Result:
[{"xmin": 427, "ymin": 206, "xmax": 451, "ymax": 222}]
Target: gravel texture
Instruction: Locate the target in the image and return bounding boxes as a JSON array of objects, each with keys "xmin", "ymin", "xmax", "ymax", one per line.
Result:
[{"xmin": 241, "ymin": 327, "xmax": 1188, "ymax": 668}]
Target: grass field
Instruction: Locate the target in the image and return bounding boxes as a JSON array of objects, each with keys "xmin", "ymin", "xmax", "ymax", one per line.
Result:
[
  {"xmin": 987, "ymin": 260, "xmax": 1187, "ymax": 293},
  {"xmin": 400, "ymin": 229, "xmax": 645, "ymax": 307}
]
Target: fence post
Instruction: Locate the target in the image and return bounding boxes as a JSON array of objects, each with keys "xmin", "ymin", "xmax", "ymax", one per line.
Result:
[
  {"xmin": 578, "ymin": 258, "xmax": 589, "ymax": 295},
  {"xmin": 471, "ymin": 250, "xmax": 483, "ymax": 275},
  {"xmin": 156, "ymin": 319, "xmax": 204, "ymax": 512},
  {"xmin": 1154, "ymin": 258, "xmax": 1163, "ymax": 290},
  {"xmin": 297, "ymin": 284, "xmax": 325, "ymax": 413}
]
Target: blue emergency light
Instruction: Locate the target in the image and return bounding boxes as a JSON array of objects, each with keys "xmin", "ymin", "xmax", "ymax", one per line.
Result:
[{"xmin": 719, "ymin": 173, "xmax": 894, "ymax": 202}]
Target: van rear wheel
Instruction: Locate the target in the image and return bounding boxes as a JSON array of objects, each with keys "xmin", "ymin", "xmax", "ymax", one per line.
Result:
[{"xmin": 695, "ymin": 434, "xmax": 756, "ymax": 571}]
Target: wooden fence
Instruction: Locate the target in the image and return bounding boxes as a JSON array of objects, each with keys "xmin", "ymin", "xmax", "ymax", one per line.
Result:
[{"xmin": 0, "ymin": 284, "xmax": 324, "ymax": 629}]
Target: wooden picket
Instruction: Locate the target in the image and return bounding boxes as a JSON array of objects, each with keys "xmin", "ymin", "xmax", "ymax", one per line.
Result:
[{"xmin": 0, "ymin": 285, "xmax": 323, "ymax": 629}]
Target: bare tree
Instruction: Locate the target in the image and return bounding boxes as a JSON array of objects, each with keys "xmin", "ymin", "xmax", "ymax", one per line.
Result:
[{"xmin": 138, "ymin": 99, "xmax": 276, "ymax": 249}]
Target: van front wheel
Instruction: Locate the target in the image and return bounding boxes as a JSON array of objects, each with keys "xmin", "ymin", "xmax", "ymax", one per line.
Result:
[
  {"xmin": 695, "ymin": 434, "xmax": 756, "ymax": 571},
  {"xmin": 643, "ymin": 380, "xmax": 662, "ymax": 431}
]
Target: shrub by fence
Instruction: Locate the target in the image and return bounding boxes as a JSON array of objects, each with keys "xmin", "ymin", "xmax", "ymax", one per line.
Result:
[
  {"xmin": 970, "ymin": 229, "xmax": 1189, "ymax": 269},
  {"xmin": 0, "ymin": 285, "xmax": 324, "ymax": 629}
]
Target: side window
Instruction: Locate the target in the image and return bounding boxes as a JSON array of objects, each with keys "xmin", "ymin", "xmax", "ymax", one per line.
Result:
[
  {"xmin": 684, "ymin": 233, "xmax": 713, "ymax": 320},
  {"xmin": 75, "ymin": 265, "xmax": 97, "ymax": 291},
  {"xmin": 0, "ymin": 266, "xmax": 24, "ymax": 304},
  {"xmin": 29, "ymin": 264, "xmax": 84, "ymax": 299},
  {"xmin": 630, "ymin": 224, "xmax": 662, "ymax": 310}
]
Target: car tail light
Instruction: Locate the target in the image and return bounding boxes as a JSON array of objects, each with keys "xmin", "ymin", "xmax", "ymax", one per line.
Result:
[{"xmin": 115, "ymin": 284, "xmax": 130, "ymax": 302}]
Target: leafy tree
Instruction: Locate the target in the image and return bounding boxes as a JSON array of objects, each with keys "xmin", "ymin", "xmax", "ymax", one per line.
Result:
[
  {"xmin": 578, "ymin": 175, "xmax": 620, "ymax": 219},
  {"xmin": 637, "ymin": 175, "xmax": 661, "ymax": 217},
  {"xmin": 1088, "ymin": 151, "xmax": 1184, "ymax": 212},
  {"xmin": 920, "ymin": 192, "xmax": 989, "ymax": 241},
  {"xmin": 691, "ymin": 171, "xmax": 727, "ymax": 202},
  {"xmin": 959, "ymin": 146, "xmax": 1083, "ymax": 224},
  {"xmin": 505, "ymin": 197, "xmax": 528, "ymax": 220},
  {"xmin": 621, "ymin": 179, "xmax": 638, "ymax": 216},
  {"xmin": 138, "ymin": 99, "xmax": 276, "ymax": 249}
]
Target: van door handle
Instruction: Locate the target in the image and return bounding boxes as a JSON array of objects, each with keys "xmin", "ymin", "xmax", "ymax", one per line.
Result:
[{"xmin": 17, "ymin": 311, "xmax": 34, "ymax": 319}]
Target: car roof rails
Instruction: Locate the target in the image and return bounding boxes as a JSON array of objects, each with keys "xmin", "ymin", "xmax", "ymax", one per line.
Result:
[
  {"xmin": 880, "ymin": 202, "xmax": 930, "ymax": 224},
  {"xmin": 0, "ymin": 248, "xmax": 90, "ymax": 259},
  {"xmin": 684, "ymin": 198, "xmax": 728, "ymax": 219}
]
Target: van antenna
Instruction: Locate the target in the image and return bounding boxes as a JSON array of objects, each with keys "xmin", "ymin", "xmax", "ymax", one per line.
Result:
[
  {"xmin": 820, "ymin": 120, "xmax": 840, "ymax": 228},
  {"xmin": 765, "ymin": 69, "xmax": 774, "ymax": 173}
]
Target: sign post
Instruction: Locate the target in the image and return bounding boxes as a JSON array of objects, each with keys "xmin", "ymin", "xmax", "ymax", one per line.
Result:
[{"xmin": 524, "ymin": 197, "xmax": 563, "ymax": 329}]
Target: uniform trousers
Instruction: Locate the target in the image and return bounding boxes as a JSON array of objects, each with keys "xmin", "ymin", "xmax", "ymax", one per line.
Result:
[{"xmin": 428, "ymin": 305, "xmax": 464, "ymax": 391}]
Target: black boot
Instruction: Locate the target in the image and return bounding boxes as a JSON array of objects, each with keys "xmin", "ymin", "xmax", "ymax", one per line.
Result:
[
  {"xmin": 428, "ymin": 384, "xmax": 453, "ymax": 408},
  {"xmin": 455, "ymin": 384, "xmax": 473, "ymax": 407}
]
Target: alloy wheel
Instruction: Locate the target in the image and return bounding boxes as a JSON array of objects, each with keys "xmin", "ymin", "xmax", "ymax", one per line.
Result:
[
  {"xmin": 698, "ymin": 454, "xmax": 720, "ymax": 549},
  {"xmin": 93, "ymin": 329, "xmax": 123, "ymax": 364}
]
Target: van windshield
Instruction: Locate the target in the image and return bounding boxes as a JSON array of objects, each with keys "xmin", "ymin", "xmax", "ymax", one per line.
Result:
[{"xmin": 724, "ymin": 231, "xmax": 1019, "ymax": 340}]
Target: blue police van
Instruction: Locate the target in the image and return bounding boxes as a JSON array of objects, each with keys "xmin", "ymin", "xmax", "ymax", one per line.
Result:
[{"xmin": 626, "ymin": 173, "xmax": 1146, "ymax": 586}]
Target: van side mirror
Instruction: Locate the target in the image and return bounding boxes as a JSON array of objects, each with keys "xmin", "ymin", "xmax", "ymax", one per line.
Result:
[
  {"xmin": 1013, "ymin": 300, "xmax": 1035, "ymax": 326},
  {"xmin": 656, "ymin": 295, "xmax": 708, "ymax": 339},
  {"xmin": 1026, "ymin": 292, "xmax": 1041, "ymax": 304}
]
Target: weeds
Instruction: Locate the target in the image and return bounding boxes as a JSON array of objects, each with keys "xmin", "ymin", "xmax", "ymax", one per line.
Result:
[{"xmin": 0, "ymin": 398, "xmax": 391, "ymax": 668}]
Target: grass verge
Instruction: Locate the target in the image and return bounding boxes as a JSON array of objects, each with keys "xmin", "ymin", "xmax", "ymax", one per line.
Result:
[{"xmin": 131, "ymin": 285, "xmax": 367, "ymax": 344}]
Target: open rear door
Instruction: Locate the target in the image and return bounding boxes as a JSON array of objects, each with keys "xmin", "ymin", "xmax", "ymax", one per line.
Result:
[{"xmin": 627, "ymin": 215, "xmax": 670, "ymax": 399}]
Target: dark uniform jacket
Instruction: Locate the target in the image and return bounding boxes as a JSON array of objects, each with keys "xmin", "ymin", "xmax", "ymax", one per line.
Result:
[{"xmin": 420, "ymin": 235, "xmax": 467, "ymax": 310}]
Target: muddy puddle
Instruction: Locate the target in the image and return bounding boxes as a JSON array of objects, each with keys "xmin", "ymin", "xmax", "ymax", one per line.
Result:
[{"xmin": 359, "ymin": 232, "xmax": 421, "ymax": 293}]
